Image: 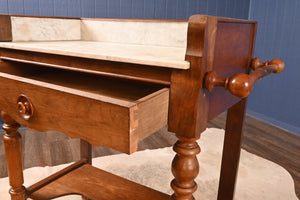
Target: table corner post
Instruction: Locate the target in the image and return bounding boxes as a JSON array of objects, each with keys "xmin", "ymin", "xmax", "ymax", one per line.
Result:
[
  {"xmin": 1, "ymin": 111, "xmax": 26, "ymax": 200},
  {"xmin": 170, "ymin": 135, "xmax": 201, "ymax": 200},
  {"xmin": 217, "ymin": 98, "xmax": 248, "ymax": 200}
]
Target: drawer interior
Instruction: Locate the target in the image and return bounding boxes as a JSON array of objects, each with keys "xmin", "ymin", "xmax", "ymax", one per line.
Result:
[
  {"xmin": 0, "ymin": 61, "xmax": 166, "ymax": 102},
  {"xmin": 0, "ymin": 60, "xmax": 170, "ymax": 153}
]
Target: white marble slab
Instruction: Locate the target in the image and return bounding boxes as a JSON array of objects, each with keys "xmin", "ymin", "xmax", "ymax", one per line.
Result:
[
  {"xmin": 11, "ymin": 17, "xmax": 81, "ymax": 42},
  {"xmin": 0, "ymin": 41, "xmax": 189, "ymax": 69},
  {"xmin": 81, "ymin": 19, "xmax": 188, "ymax": 48}
]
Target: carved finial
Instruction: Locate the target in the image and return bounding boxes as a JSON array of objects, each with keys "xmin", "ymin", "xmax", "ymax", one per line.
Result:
[{"xmin": 251, "ymin": 57, "xmax": 285, "ymax": 73}]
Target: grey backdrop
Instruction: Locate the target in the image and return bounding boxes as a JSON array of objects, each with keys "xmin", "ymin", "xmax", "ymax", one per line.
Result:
[{"xmin": 0, "ymin": 0, "xmax": 299, "ymax": 135}]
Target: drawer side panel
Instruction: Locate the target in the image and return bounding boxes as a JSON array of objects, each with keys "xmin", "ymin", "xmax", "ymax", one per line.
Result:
[{"xmin": 129, "ymin": 88, "xmax": 169, "ymax": 153}]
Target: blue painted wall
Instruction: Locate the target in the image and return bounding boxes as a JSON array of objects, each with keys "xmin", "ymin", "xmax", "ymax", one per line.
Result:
[
  {"xmin": 0, "ymin": 0, "xmax": 299, "ymax": 135},
  {"xmin": 248, "ymin": 0, "xmax": 300, "ymax": 135},
  {"xmin": 0, "ymin": 0, "xmax": 250, "ymax": 19}
]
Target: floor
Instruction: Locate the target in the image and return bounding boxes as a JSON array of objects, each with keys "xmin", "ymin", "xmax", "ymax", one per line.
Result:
[{"xmin": 0, "ymin": 113, "xmax": 299, "ymax": 199}]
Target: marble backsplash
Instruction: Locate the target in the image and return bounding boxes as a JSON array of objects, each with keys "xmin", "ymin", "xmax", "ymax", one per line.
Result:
[
  {"xmin": 11, "ymin": 17, "xmax": 81, "ymax": 42},
  {"xmin": 10, "ymin": 16, "xmax": 188, "ymax": 48},
  {"xmin": 81, "ymin": 19, "xmax": 188, "ymax": 48}
]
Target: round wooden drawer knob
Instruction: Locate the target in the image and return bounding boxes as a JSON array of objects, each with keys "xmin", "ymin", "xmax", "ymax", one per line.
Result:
[{"xmin": 17, "ymin": 95, "xmax": 34, "ymax": 121}]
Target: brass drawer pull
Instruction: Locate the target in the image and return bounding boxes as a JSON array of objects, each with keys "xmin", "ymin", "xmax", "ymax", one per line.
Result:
[{"xmin": 17, "ymin": 95, "xmax": 34, "ymax": 120}]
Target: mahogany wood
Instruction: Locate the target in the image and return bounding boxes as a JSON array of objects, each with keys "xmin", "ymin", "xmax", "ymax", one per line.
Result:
[
  {"xmin": 206, "ymin": 20, "xmax": 257, "ymax": 120},
  {"xmin": 168, "ymin": 16, "xmax": 257, "ymax": 199},
  {"xmin": 26, "ymin": 160, "xmax": 86, "ymax": 196},
  {"xmin": 28, "ymin": 164, "xmax": 170, "ymax": 200},
  {"xmin": 0, "ymin": 60, "xmax": 41, "ymax": 76},
  {"xmin": 0, "ymin": 15, "xmax": 12, "ymax": 41},
  {"xmin": 204, "ymin": 58, "xmax": 285, "ymax": 98},
  {"xmin": 168, "ymin": 15, "xmax": 213, "ymax": 139},
  {"xmin": 0, "ymin": 50, "xmax": 172, "ymax": 86},
  {"xmin": 0, "ymin": 65, "xmax": 169, "ymax": 154},
  {"xmin": 80, "ymin": 131, "xmax": 93, "ymax": 200},
  {"xmin": 16, "ymin": 95, "xmax": 34, "ymax": 121},
  {"xmin": 217, "ymin": 99, "xmax": 248, "ymax": 200},
  {"xmin": 80, "ymin": 140, "xmax": 92, "ymax": 165},
  {"xmin": 1, "ymin": 111, "xmax": 25, "ymax": 200},
  {"xmin": 168, "ymin": 15, "xmax": 257, "ymax": 139},
  {"xmin": 251, "ymin": 57, "xmax": 285, "ymax": 73},
  {"xmin": 171, "ymin": 136, "xmax": 200, "ymax": 200},
  {"xmin": 0, "ymin": 14, "xmax": 284, "ymax": 200}
]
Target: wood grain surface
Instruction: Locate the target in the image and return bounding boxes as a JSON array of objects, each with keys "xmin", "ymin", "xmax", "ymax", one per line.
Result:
[
  {"xmin": 0, "ymin": 62, "xmax": 169, "ymax": 154},
  {"xmin": 28, "ymin": 164, "xmax": 170, "ymax": 200},
  {"xmin": 0, "ymin": 50, "xmax": 172, "ymax": 85},
  {"xmin": 0, "ymin": 15, "xmax": 12, "ymax": 42},
  {"xmin": 1, "ymin": 113, "xmax": 298, "ymax": 198}
]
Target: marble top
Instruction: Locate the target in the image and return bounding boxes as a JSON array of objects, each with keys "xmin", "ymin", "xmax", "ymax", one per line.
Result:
[{"xmin": 0, "ymin": 41, "xmax": 189, "ymax": 69}]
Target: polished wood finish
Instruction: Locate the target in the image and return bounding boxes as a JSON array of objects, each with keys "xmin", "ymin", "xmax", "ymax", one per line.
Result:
[
  {"xmin": 168, "ymin": 16, "xmax": 258, "ymax": 139},
  {"xmin": 28, "ymin": 164, "xmax": 170, "ymax": 200},
  {"xmin": 0, "ymin": 14, "xmax": 285, "ymax": 200},
  {"xmin": 251, "ymin": 57, "xmax": 285, "ymax": 73},
  {"xmin": 168, "ymin": 16, "xmax": 213, "ymax": 199},
  {"xmin": 0, "ymin": 15, "xmax": 12, "ymax": 42},
  {"xmin": 168, "ymin": 15, "xmax": 257, "ymax": 199},
  {"xmin": 0, "ymin": 64, "xmax": 169, "ymax": 154},
  {"xmin": 171, "ymin": 136, "xmax": 200, "ymax": 200},
  {"xmin": 0, "ymin": 126, "xmax": 176, "ymax": 178},
  {"xmin": 0, "ymin": 49, "xmax": 172, "ymax": 86},
  {"xmin": 168, "ymin": 15, "xmax": 213, "ymax": 138},
  {"xmin": 217, "ymin": 99, "xmax": 248, "ymax": 200},
  {"xmin": 16, "ymin": 95, "xmax": 34, "ymax": 121},
  {"xmin": 1, "ymin": 114, "xmax": 298, "ymax": 198},
  {"xmin": 206, "ymin": 20, "xmax": 257, "ymax": 121},
  {"xmin": 26, "ymin": 160, "xmax": 86, "ymax": 197},
  {"xmin": 1, "ymin": 111, "xmax": 25, "ymax": 200},
  {"xmin": 204, "ymin": 58, "xmax": 285, "ymax": 98}
]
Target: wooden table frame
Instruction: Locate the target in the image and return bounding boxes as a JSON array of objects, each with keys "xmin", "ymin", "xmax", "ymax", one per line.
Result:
[{"xmin": 0, "ymin": 14, "xmax": 282, "ymax": 200}]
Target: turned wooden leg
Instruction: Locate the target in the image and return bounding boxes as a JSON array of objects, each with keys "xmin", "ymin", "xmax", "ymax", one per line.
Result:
[
  {"xmin": 171, "ymin": 136, "xmax": 200, "ymax": 200},
  {"xmin": 1, "ymin": 111, "xmax": 26, "ymax": 200},
  {"xmin": 217, "ymin": 99, "xmax": 247, "ymax": 200},
  {"xmin": 80, "ymin": 139, "xmax": 92, "ymax": 200}
]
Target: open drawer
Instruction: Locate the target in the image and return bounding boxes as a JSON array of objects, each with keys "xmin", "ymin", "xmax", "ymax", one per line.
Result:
[{"xmin": 0, "ymin": 61, "xmax": 169, "ymax": 154}]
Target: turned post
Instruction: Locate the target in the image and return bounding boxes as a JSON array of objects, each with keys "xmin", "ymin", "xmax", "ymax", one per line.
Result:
[
  {"xmin": 169, "ymin": 16, "xmax": 215, "ymax": 200},
  {"xmin": 2, "ymin": 111, "xmax": 26, "ymax": 200},
  {"xmin": 171, "ymin": 136, "xmax": 200, "ymax": 200}
]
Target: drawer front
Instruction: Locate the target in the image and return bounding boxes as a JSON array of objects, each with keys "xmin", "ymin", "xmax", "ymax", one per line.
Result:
[{"xmin": 0, "ymin": 73, "xmax": 169, "ymax": 154}]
